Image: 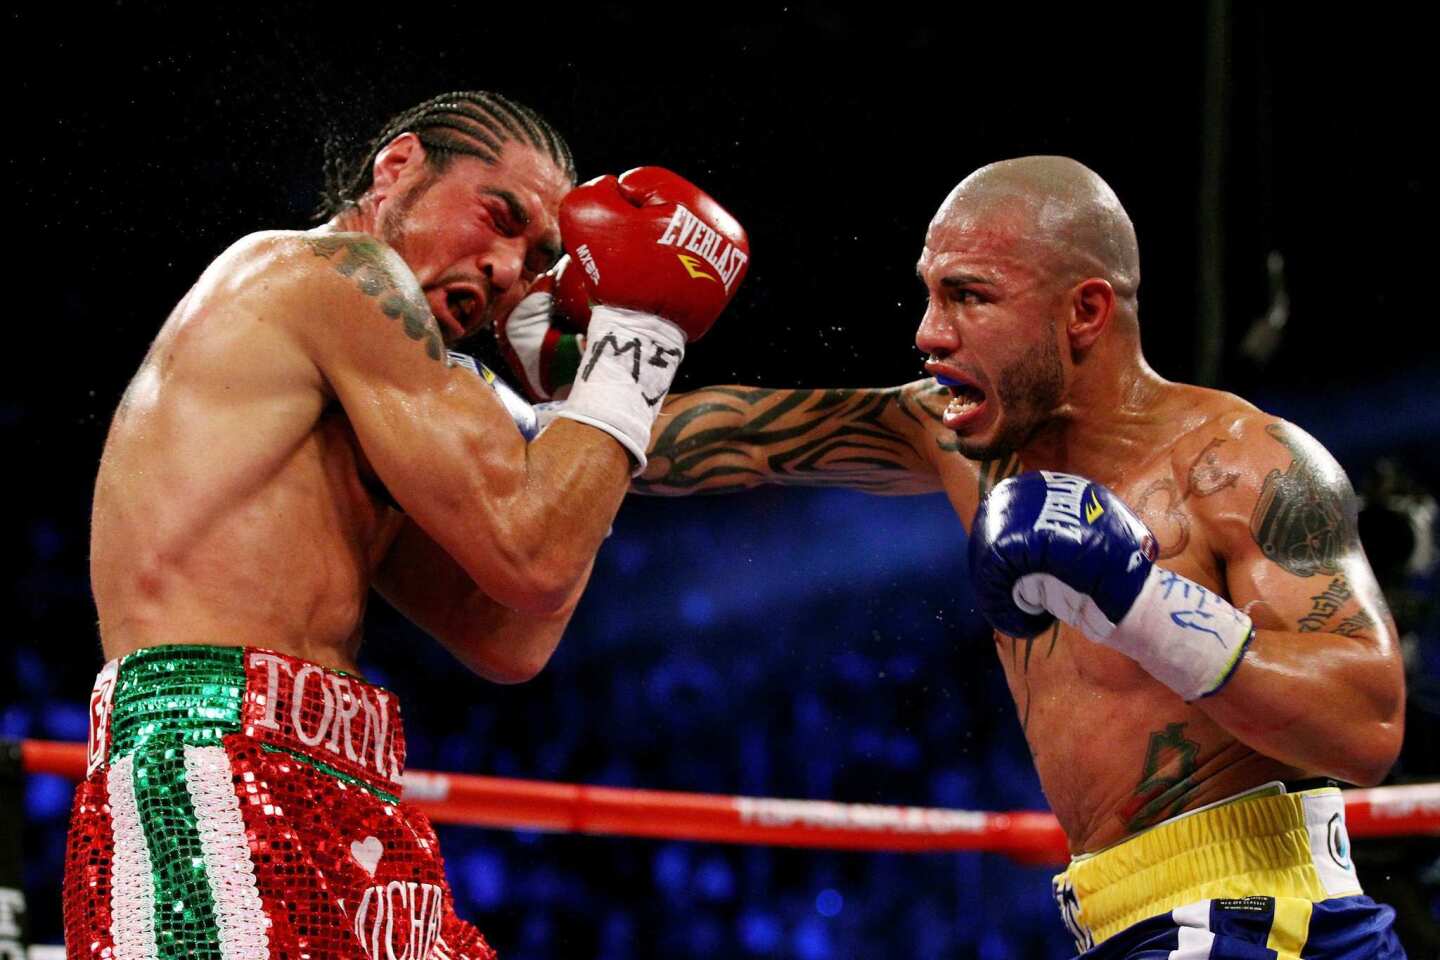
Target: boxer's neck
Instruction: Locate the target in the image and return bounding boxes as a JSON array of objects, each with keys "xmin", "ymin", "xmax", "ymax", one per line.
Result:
[{"xmin": 1016, "ymin": 344, "xmax": 1170, "ymax": 484}]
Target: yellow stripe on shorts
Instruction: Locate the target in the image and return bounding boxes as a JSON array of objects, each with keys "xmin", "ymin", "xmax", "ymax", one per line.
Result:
[{"xmin": 1266, "ymin": 897, "xmax": 1313, "ymax": 958}]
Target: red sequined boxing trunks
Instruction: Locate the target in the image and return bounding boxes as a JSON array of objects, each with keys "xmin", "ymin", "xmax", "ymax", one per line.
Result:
[{"xmin": 63, "ymin": 645, "xmax": 497, "ymax": 960}]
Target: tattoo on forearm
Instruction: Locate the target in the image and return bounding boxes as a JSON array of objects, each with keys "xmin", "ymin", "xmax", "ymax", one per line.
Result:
[
  {"xmin": 1122, "ymin": 722, "xmax": 1200, "ymax": 832},
  {"xmin": 304, "ymin": 235, "xmax": 444, "ymax": 362},
  {"xmin": 638, "ymin": 384, "xmax": 943, "ymax": 495},
  {"xmin": 1250, "ymin": 424, "xmax": 1358, "ymax": 577},
  {"xmin": 1297, "ymin": 575, "xmax": 1353, "ymax": 632}
]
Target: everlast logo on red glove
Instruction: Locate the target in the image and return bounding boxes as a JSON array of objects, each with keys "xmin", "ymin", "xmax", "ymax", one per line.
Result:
[{"xmin": 655, "ymin": 204, "xmax": 750, "ymax": 292}]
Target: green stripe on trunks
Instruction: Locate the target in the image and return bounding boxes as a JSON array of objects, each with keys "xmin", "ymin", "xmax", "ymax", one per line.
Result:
[
  {"xmin": 132, "ymin": 739, "xmax": 224, "ymax": 957},
  {"xmin": 259, "ymin": 742, "xmax": 402, "ymax": 804},
  {"xmin": 109, "ymin": 647, "xmax": 246, "ymax": 955},
  {"xmin": 109, "ymin": 646, "xmax": 246, "ymax": 761}
]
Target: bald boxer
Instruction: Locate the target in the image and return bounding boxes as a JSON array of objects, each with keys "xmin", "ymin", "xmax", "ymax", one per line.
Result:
[
  {"xmin": 508, "ymin": 156, "xmax": 1406, "ymax": 958},
  {"xmin": 68, "ymin": 90, "xmax": 748, "ymax": 959}
]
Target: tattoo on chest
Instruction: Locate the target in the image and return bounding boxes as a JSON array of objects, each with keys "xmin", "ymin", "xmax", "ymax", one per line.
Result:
[
  {"xmin": 1130, "ymin": 438, "xmax": 1243, "ymax": 560},
  {"xmin": 1133, "ymin": 478, "xmax": 1190, "ymax": 560},
  {"xmin": 304, "ymin": 235, "xmax": 444, "ymax": 362},
  {"xmin": 1187, "ymin": 438, "xmax": 1241, "ymax": 497},
  {"xmin": 1250, "ymin": 424, "xmax": 1357, "ymax": 578},
  {"xmin": 1122, "ymin": 722, "xmax": 1201, "ymax": 832},
  {"xmin": 1297, "ymin": 575, "xmax": 1353, "ymax": 632}
]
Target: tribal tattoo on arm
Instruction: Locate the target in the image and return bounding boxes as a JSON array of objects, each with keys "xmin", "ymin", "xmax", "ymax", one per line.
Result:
[
  {"xmin": 304, "ymin": 234, "xmax": 445, "ymax": 362},
  {"xmin": 635, "ymin": 381, "xmax": 952, "ymax": 496}
]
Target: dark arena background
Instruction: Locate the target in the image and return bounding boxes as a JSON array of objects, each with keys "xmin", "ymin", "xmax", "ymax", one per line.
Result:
[{"xmin": 5, "ymin": 4, "xmax": 1439, "ymax": 958}]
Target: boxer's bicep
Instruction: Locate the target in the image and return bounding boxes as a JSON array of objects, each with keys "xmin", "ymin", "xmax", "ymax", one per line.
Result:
[
  {"xmin": 283, "ymin": 234, "xmax": 538, "ymax": 588},
  {"xmin": 1215, "ymin": 421, "xmax": 1395, "ymax": 644},
  {"xmin": 637, "ymin": 381, "xmax": 944, "ymax": 496},
  {"xmin": 1191, "ymin": 420, "xmax": 1404, "ymax": 783}
]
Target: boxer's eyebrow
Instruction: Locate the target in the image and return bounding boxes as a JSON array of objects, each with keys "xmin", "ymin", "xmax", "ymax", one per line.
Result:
[
  {"xmin": 481, "ymin": 188, "xmax": 530, "ymax": 228},
  {"xmin": 939, "ymin": 273, "xmax": 992, "ymax": 287},
  {"xmin": 483, "ymin": 187, "xmax": 562, "ymax": 263}
]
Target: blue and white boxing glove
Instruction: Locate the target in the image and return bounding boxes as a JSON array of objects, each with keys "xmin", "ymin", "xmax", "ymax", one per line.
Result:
[
  {"xmin": 969, "ymin": 470, "xmax": 1254, "ymax": 701},
  {"xmin": 448, "ymin": 351, "xmax": 563, "ymax": 440}
]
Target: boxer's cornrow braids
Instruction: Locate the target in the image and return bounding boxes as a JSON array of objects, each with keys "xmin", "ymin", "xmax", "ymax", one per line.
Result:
[{"xmin": 317, "ymin": 90, "xmax": 574, "ymax": 220}]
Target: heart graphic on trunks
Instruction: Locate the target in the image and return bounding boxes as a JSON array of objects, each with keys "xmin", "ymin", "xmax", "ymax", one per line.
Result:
[{"xmin": 351, "ymin": 836, "xmax": 384, "ymax": 877}]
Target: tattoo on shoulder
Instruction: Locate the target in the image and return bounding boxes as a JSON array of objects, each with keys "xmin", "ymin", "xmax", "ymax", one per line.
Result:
[
  {"xmin": 1122, "ymin": 722, "xmax": 1200, "ymax": 832},
  {"xmin": 1249, "ymin": 424, "xmax": 1359, "ymax": 578},
  {"xmin": 304, "ymin": 235, "xmax": 443, "ymax": 362}
]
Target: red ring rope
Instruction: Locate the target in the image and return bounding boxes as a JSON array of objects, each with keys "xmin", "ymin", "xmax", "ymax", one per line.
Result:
[{"xmin": 21, "ymin": 739, "xmax": 1440, "ymax": 865}]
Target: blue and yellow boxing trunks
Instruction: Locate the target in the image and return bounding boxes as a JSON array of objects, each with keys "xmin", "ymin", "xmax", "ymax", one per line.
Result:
[{"xmin": 1052, "ymin": 782, "xmax": 1405, "ymax": 958}]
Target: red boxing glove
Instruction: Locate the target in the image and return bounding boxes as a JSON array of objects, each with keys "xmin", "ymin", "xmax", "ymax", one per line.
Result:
[
  {"xmin": 494, "ymin": 254, "xmax": 592, "ymax": 400},
  {"xmin": 559, "ymin": 167, "xmax": 750, "ymax": 341}
]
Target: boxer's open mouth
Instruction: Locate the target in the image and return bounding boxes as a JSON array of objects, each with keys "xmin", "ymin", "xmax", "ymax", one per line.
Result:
[
  {"xmin": 445, "ymin": 290, "xmax": 480, "ymax": 332},
  {"xmin": 926, "ymin": 367, "xmax": 989, "ymax": 430},
  {"xmin": 943, "ymin": 381, "xmax": 988, "ymax": 428}
]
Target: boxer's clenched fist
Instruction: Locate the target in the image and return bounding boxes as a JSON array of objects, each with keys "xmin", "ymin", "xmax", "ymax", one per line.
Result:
[{"xmin": 560, "ymin": 166, "xmax": 749, "ymax": 341}]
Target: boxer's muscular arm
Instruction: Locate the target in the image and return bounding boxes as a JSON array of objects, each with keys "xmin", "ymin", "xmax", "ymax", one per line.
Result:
[
  {"xmin": 636, "ymin": 380, "xmax": 953, "ymax": 496},
  {"xmin": 373, "ymin": 515, "xmax": 592, "ymax": 683},
  {"xmin": 285, "ymin": 233, "xmax": 629, "ymax": 615},
  {"xmin": 1191, "ymin": 419, "xmax": 1404, "ymax": 785}
]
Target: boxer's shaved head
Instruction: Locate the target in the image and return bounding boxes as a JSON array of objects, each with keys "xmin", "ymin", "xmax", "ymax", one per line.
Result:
[{"xmin": 932, "ymin": 156, "xmax": 1140, "ymax": 301}]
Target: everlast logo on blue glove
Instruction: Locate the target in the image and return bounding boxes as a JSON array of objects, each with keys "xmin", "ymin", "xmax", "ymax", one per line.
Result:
[{"xmin": 1032, "ymin": 471, "xmax": 1092, "ymax": 542}]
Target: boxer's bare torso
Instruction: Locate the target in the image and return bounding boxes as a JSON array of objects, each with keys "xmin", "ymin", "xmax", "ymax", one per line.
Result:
[
  {"xmin": 92, "ymin": 232, "xmax": 412, "ymax": 672},
  {"xmin": 92, "ymin": 165, "xmax": 622, "ymax": 686},
  {"xmin": 644, "ymin": 376, "xmax": 1399, "ymax": 853}
]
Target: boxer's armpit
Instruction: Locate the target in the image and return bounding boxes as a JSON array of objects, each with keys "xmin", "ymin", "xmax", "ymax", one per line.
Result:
[
  {"xmin": 303, "ymin": 234, "xmax": 445, "ymax": 363},
  {"xmin": 1248, "ymin": 423, "xmax": 1360, "ymax": 579},
  {"xmin": 637, "ymin": 384, "xmax": 942, "ymax": 495}
]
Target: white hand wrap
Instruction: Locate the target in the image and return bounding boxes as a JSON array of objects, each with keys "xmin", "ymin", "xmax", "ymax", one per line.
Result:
[
  {"xmin": 554, "ymin": 304, "xmax": 684, "ymax": 474},
  {"xmin": 1015, "ymin": 565, "xmax": 1254, "ymax": 702}
]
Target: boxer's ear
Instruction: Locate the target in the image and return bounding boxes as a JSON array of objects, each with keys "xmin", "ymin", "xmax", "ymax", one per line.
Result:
[
  {"xmin": 370, "ymin": 132, "xmax": 427, "ymax": 199},
  {"xmin": 1067, "ymin": 277, "xmax": 1115, "ymax": 352}
]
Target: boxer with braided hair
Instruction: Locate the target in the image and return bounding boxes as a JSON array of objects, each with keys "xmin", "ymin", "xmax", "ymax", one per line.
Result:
[{"xmin": 67, "ymin": 90, "xmax": 749, "ymax": 958}]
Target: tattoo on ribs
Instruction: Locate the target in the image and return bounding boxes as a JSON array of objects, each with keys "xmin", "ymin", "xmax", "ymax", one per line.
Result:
[
  {"xmin": 1008, "ymin": 623, "xmax": 1061, "ymax": 734},
  {"xmin": 1123, "ymin": 722, "xmax": 1201, "ymax": 832},
  {"xmin": 636, "ymin": 384, "xmax": 943, "ymax": 494},
  {"xmin": 1250, "ymin": 424, "xmax": 1358, "ymax": 577},
  {"xmin": 304, "ymin": 235, "xmax": 444, "ymax": 361}
]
